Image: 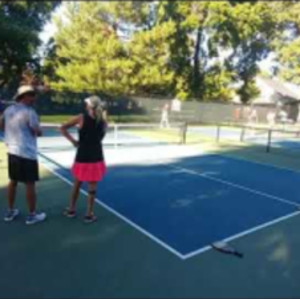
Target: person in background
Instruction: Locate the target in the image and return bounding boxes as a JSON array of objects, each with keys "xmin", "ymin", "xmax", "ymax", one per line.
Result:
[
  {"xmin": 233, "ymin": 107, "xmax": 241, "ymax": 122},
  {"xmin": 248, "ymin": 107, "xmax": 258, "ymax": 124},
  {"xmin": 60, "ymin": 96, "xmax": 107, "ymax": 223},
  {"xmin": 0, "ymin": 85, "xmax": 46, "ymax": 225},
  {"xmin": 160, "ymin": 103, "xmax": 170, "ymax": 128}
]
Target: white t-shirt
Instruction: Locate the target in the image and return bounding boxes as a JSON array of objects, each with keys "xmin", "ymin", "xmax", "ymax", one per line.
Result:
[{"xmin": 3, "ymin": 103, "xmax": 40, "ymax": 160}]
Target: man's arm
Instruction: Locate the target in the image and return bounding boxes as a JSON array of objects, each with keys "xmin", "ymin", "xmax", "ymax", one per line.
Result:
[{"xmin": 28, "ymin": 109, "xmax": 42, "ymax": 137}]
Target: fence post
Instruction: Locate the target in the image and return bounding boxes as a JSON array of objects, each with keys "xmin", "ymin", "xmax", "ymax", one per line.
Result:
[{"xmin": 266, "ymin": 129, "xmax": 272, "ymax": 153}]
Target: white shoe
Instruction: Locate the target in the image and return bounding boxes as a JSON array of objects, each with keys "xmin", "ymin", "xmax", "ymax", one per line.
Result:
[
  {"xmin": 25, "ymin": 212, "xmax": 47, "ymax": 225},
  {"xmin": 4, "ymin": 209, "xmax": 19, "ymax": 222}
]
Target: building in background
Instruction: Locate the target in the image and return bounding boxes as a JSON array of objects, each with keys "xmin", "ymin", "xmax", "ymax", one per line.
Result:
[
  {"xmin": 254, "ymin": 76, "xmax": 300, "ymax": 105},
  {"xmin": 233, "ymin": 76, "xmax": 300, "ymax": 123},
  {"xmin": 255, "ymin": 77, "xmax": 300, "ymax": 122}
]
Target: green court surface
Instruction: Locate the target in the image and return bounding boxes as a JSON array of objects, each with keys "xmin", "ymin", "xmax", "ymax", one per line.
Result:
[{"xmin": 1, "ymin": 141, "xmax": 300, "ymax": 298}]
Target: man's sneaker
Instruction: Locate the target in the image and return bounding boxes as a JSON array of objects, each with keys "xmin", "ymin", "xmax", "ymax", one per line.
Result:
[
  {"xmin": 4, "ymin": 209, "xmax": 19, "ymax": 222},
  {"xmin": 25, "ymin": 212, "xmax": 47, "ymax": 225}
]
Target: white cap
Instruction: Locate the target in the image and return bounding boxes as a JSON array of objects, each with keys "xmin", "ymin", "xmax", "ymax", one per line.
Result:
[{"xmin": 13, "ymin": 85, "xmax": 35, "ymax": 100}]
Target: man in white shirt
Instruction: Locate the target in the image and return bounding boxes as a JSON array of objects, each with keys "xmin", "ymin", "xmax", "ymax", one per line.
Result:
[{"xmin": 0, "ymin": 85, "xmax": 46, "ymax": 225}]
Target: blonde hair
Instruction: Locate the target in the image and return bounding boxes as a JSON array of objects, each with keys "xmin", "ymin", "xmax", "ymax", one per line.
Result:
[{"xmin": 84, "ymin": 96, "xmax": 105, "ymax": 123}]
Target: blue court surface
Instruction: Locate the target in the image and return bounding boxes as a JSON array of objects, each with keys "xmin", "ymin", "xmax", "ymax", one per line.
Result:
[{"xmin": 40, "ymin": 151, "xmax": 300, "ymax": 259}]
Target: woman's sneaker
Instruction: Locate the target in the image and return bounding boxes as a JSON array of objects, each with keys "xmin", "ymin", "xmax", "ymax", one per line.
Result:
[
  {"xmin": 25, "ymin": 212, "xmax": 47, "ymax": 225},
  {"xmin": 84, "ymin": 214, "xmax": 97, "ymax": 223},
  {"xmin": 4, "ymin": 209, "xmax": 19, "ymax": 222},
  {"xmin": 63, "ymin": 208, "xmax": 76, "ymax": 218}
]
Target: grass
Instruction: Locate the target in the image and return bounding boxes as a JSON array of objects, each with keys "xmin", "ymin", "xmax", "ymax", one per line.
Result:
[
  {"xmin": 40, "ymin": 114, "xmax": 154, "ymax": 124},
  {"xmin": 40, "ymin": 115, "xmax": 73, "ymax": 124},
  {"xmin": 122, "ymin": 127, "xmax": 184, "ymax": 144}
]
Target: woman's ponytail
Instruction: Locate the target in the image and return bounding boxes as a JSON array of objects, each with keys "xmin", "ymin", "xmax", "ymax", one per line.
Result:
[{"xmin": 84, "ymin": 95, "xmax": 105, "ymax": 123}]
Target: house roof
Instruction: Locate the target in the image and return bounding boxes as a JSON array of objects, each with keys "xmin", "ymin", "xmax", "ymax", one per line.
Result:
[{"xmin": 258, "ymin": 77, "xmax": 300, "ymax": 101}]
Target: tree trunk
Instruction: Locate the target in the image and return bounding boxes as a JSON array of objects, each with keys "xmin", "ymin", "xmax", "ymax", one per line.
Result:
[
  {"xmin": 193, "ymin": 28, "xmax": 201, "ymax": 85},
  {"xmin": 192, "ymin": 27, "xmax": 204, "ymax": 99}
]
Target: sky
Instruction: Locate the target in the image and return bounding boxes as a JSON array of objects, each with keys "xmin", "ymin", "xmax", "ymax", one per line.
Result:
[
  {"xmin": 38, "ymin": 4, "xmax": 65, "ymax": 59},
  {"xmin": 39, "ymin": 21, "xmax": 57, "ymax": 46}
]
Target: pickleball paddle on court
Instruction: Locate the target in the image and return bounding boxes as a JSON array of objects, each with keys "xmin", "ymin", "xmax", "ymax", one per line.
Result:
[{"xmin": 211, "ymin": 241, "xmax": 244, "ymax": 258}]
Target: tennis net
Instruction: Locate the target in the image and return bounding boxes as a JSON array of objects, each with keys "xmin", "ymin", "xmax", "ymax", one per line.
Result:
[
  {"xmin": 38, "ymin": 122, "xmax": 186, "ymax": 152},
  {"xmin": 183, "ymin": 122, "xmax": 300, "ymax": 153}
]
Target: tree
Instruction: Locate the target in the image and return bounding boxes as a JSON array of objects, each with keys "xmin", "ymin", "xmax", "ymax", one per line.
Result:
[
  {"xmin": 44, "ymin": 1, "xmax": 280, "ymax": 103},
  {"xmin": 220, "ymin": 2, "xmax": 277, "ymax": 103},
  {"xmin": 47, "ymin": 2, "xmax": 132, "ymax": 94},
  {"xmin": 128, "ymin": 20, "xmax": 176, "ymax": 95},
  {"xmin": 155, "ymin": 1, "xmax": 192, "ymax": 99},
  {"xmin": 272, "ymin": 2, "xmax": 300, "ymax": 84},
  {"xmin": 0, "ymin": 0, "xmax": 59, "ymax": 90},
  {"xmin": 179, "ymin": 1, "xmax": 235, "ymax": 100},
  {"xmin": 47, "ymin": 2, "xmax": 175, "ymax": 95}
]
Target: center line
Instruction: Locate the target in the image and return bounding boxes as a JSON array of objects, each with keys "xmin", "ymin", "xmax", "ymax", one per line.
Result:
[{"xmin": 170, "ymin": 165, "xmax": 300, "ymax": 209}]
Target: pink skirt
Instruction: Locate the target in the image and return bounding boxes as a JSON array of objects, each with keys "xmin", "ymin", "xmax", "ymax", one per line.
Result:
[{"xmin": 72, "ymin": 162, "xmax": 106, "ymax": 182}]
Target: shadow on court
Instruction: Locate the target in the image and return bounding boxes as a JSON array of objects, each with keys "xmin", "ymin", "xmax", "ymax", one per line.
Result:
[{"xmin": 1, "ymin": 141, "xmax": 300, "ymax": 298}]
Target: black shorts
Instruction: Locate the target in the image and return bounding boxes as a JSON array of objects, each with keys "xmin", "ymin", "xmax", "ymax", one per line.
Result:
[{"xmin": 8, "ymin": 154, "xmax": 39, "ymax": 183}]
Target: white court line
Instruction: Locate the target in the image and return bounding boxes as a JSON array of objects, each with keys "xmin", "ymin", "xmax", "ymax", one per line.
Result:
[
  {"xmin": 214, "ymin": 152, "xmax": 300, "ymax": 176},
  {"xmin": 39, "ymin": 154, "xmax": 185, "ymax": 260},
  {"xmin": 39, "ymin": 152, "xmax": 300, "ymax": 261},
  {"xmin": 171, "ymin": 166, "xmax": 300, "ymax": 209},
  {"xmin": 182, "ymin": 210, "xmax": 300, "ymax": 260}
]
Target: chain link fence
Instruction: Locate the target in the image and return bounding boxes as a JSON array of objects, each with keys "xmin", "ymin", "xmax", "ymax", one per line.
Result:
[{"xmin": 3, "ymin": 89, "xmax": 299, "ymax": 125}]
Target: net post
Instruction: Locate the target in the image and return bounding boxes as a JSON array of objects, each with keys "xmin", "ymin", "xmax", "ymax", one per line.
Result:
[
  {"xmin": 266, "ymin": 129, "xmax": 272, "ymax": 153},
  {"xmin": 216, "ymin": 124, "xmax": 221, "ymax": 142},
  {"xmin": 180, "ymin": 122, "xmax": 188, "ymax": 144}
]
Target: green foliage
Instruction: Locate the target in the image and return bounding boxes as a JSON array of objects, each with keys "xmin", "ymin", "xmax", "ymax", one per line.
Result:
[
  {"xmin": 48, "ymin": 2, "xmax": 176, "ymax": 96},
  {"xmin": 237, "ymin": 79, "xmax": 260, "ymax": 104},
  {"xmin": 278, "ymin": 38, "xmax": 300, "ymax": 84},
  {"xmin": 49, "ymin": 2, "xmax": 133, "ymax": 94},
  {"xmin": 128, "ymin": 20, "xmax": 176, "ymax": 94},
  {"xmin": 220, "ymin": 2, "xmax": 277, "ymax": 103},
  {"xmin": 203, "ymin": 66, "xmax": 235, "ymax": 102},
  {"xmin": 175, "ymin": 76, "xmax": 189, "ymax": 101},
  {"xmin": 273, "ymin": 2, "xmax": 300, "ymax": 84},
  {"xmin": 0, "ymin": 0, "xmax": 59, "ymax": 89},
  {"xmin": 42, "ymin": 1, "xmax": 297, "ymax": 103}
]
